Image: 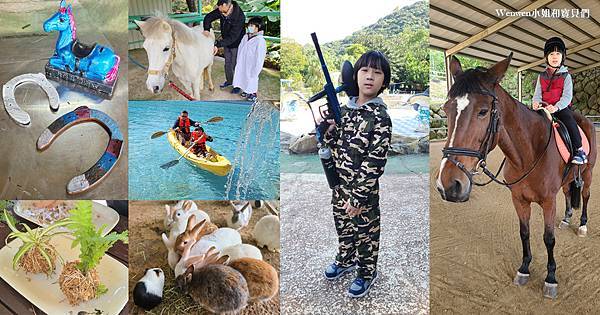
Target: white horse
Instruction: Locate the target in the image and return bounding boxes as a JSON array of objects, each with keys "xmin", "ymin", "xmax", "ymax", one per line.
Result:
[{"xmin": 134, "ymin": 16, "xmax": 214, "ymax": 99}]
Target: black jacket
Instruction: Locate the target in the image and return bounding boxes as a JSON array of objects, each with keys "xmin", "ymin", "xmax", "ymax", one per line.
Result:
[{"xmin": 203, "ymin": 1, "xmax": 246, "ymax": 49}]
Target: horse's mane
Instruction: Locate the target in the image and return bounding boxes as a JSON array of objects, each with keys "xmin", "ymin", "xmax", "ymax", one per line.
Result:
[
  {"xmin": 142, "ymin": 16, "xmax": 207, "ymax": 45},
  {"xmin": 448, "ymin": 67, "xmax": 493, "ymax": 98},
  {"xmin": 449, "ymin": 66, "xmax": 534, "ymax": 112}
]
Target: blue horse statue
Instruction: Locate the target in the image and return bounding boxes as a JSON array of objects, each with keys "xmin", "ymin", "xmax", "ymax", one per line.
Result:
[{"xmin": 43, "ymin": 0, "xmax": 120, "ymax": 84}]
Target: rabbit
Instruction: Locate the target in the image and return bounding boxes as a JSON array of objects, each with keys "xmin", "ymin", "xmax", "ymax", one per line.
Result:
[
  {"xmin": 175, "ymin": 215, "xmax": 241, "ymax": 256},
  {"xmin": 253, "ymin": 215, "xmax": 280, "ymax": 252},
  {"xmin": 228, "ymin": 258, "xmax": 279, "ymax": 303},
  {"xmin": 161, "ymin": 233, "xmax": 180, "ymax": 270},
  {"xmin": 164, "ymin": 200, "xmax": 198, "ymax": 230},
  {"xmin": 226, "ymin": 201, "xmax": 253, "ymax": 230},
  {"xmin": 168, "ymin": 201, "xmax": 214, "ymax": 239},
  {"xmin": 133, "ymin": 268, "xmax": 165, "ymax": 310},
  {"xmin": 220, "ymin": 243, "xmax": 263, "ymax": 261},
  {"xmin": 175, "ymin": 246, "xmax": 249, "ymax": 314}
]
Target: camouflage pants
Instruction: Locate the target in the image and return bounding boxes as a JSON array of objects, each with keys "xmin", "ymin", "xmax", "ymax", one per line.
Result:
[{"xmin": 332, "ymin": 186, "xmax": 380, "ymax": 279}]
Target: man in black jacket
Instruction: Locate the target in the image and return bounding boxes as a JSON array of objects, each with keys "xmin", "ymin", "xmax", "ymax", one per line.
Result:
[{"xmin": 203, "ymin": 0, "xmax": 246, "ymax": 89}]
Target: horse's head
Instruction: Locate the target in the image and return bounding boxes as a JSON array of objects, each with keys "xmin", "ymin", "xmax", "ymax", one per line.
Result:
[
  {"xmin": 135, "ymin": 18, "xmax": 175, "ymax": 94},
  {"xmin": 436, "ymin": 53, "xmax": 512, "ymax": 202},
  {"xmin": 43, "ymin": 0, "xmax": 76, "ymax": 38}
]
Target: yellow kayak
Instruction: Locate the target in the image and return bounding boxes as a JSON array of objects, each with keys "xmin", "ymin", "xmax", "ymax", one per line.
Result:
[{"xmin": 167, "ymin": 129, "xmax": 232, "ymax": 176}]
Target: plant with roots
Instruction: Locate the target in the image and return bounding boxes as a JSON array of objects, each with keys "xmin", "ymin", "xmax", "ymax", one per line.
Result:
[
  {"xmin": 3, "ymin": 209, "xmax": 71, "ymax": 276},
  {"xmin": 58, "ymin": 201, "xmax": 128, "ymax": 305}
]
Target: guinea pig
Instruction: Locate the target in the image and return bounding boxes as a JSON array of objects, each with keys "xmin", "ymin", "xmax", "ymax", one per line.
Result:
[{"xmin": 133, "ymin": 268, "xmax": 165, "ymax": 311}]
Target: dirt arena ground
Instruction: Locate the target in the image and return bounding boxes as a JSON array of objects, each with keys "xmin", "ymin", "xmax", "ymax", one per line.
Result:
[
  {"xmin": 128, "ymin": 200, "xmax": 280, "ymax": 315},
  {"xmin": 429, "ymin": 133, "xmax": 600, "ymax": 314}
]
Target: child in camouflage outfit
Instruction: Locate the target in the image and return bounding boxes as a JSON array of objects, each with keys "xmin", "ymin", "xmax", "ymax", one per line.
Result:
[{"xmin": 322, "ymin": 51, "xmax": 393, "ymax": 298}]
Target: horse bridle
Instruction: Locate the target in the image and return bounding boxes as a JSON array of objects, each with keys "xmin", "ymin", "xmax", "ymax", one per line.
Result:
[
  {"xmin": 442, "ymin": 89, "xmax": 553, "ymax": 187},
  {"xmin": 147, "ymin": 33, "xmax": 177, "ymax": 78}
]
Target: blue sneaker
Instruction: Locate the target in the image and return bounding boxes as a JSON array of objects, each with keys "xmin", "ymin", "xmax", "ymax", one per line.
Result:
[
  {"xmin": 324, "ymin": 263, "xmax": 356, "ymax": 281},
  {"xmin": 219, "ymin": 81, "xmax": 232, "ymax": 89},
  {"xmin": 231, "ymin": 87, "xmax": 241, "ymax": 94},
  {"xmin": 347, "ymin": 272, "xmax": 378, "ymax": 298}
]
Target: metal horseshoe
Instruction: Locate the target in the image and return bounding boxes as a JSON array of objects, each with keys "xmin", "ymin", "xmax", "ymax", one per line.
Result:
[
  {"xmin": 2, "ymin": 73, "xmax": 59, "ymax": 126},
  {"xmin": 37, "ymin": 106, "xmax": 123, "ymax": 194}
]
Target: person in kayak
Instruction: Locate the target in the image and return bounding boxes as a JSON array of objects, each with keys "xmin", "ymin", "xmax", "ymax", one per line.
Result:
[
  {"xmin": 172, "ymin": 110, "xmax": 200, "ymax": 145},
  {"xmin": 190, "ymin": 126, "xmax": 216, "ymax": 160}
]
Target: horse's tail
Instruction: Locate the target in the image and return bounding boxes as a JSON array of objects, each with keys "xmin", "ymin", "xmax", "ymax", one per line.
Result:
[{"xmin": 570, "ymin": 179, "xmax": 582, "ymax": 209}]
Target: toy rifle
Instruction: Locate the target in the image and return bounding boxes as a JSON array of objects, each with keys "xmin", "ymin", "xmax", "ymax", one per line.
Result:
[{"xmin": 307, "ymin": 32, "xmax": 357, "ymax": 189}]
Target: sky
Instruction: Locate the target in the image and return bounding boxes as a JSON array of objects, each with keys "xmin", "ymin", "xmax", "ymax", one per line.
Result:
[{"xmin": 281, "ymin": 0, "xmax": 421, "ymax": 45}]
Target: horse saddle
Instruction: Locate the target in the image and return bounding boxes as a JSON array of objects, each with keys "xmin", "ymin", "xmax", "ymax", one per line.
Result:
[
  {"xmin": 537, "ymin": 108, "xmax": 590, "ymax": 163},
  {"xmin": 71, "ymin": 39, "xmax": 96, "ymax": 58}
]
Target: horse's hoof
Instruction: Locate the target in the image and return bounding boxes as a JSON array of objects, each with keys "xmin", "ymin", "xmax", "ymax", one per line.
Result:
[
  {"xmin": 543, "ymin": 282, "xmax": 558, "ymax": 299},
  {"xmin": 578, "ymin": 225, "xmax": 588, "ymax": 237},
  {"xmin": 558, "ymin": 220, "xmax": 570, "ymax": 229},
  {"xmin": 513, "ymin": 272, "xmax": 529, "ymax": 286}
]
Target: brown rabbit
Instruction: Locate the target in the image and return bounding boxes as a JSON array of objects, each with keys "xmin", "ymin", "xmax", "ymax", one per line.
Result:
[
  {"xmin": 174, "ymin": 215, "xmax": 218, "ymax": 254},
  {"xmin": 176, "ymin": 247, "xmax": 249, "ymax": 314},
  {"xmin": 228, "ymin": 258, "xmax": 279, "ymax": 303}
]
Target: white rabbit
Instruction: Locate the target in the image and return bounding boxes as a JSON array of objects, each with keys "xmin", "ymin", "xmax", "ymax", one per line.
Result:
[
  {"xmin": 220, "ymin": 243, "xmax": 263, "ymax": 261},
  {"xmin": 164, "ymin": 200, "xmax": 198, "ymax": 230},
  {"xmin": 161, "ymin": 233, "xmax": 180, "ymax": 270},
  {"xmin": 253, "ymin": 215, "xmax": 280, "ymax": 252},
  {"xmin": 168, "ymin": 201, "xmax": 211, "ymax": 239},
  {"xmin": 226, "ymin": 201, "xmax": 253, "ymax": 230}
]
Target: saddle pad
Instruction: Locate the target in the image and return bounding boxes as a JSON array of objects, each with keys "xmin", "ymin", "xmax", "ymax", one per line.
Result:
[{"xmin": 553, "ymin": 124, "xmax": 589, "ymax": 163}]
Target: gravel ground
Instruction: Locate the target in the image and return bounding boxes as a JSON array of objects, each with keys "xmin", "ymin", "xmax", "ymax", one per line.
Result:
[{"xmin": 280, "ymin": 173, "xmax": 429, "ymax": 314}]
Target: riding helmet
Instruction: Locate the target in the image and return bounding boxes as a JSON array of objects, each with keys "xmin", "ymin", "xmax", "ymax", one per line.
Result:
[{"xmin": 544, "ymin": 37, "xmax": 566, "ymax": 67}]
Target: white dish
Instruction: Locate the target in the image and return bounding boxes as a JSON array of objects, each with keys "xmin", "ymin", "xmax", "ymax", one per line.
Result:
[
  {"xmin": 0, "ymin": 234, "xmax": 128, "ymax": 315},
  {"xmin": 13, "ymin": 201, "xmax": 119, "ymax": 237}
]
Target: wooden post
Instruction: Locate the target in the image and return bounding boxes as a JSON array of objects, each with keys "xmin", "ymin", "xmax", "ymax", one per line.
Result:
[
  {"xmin": 445, "ymin": 51, "xmax": 453, "ymax": 93},
  {"xmin": 518, "ymin": 71, "xmax": 522, "ymax": 102}
]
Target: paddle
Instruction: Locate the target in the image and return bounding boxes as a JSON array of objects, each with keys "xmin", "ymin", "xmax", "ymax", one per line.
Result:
[
  {"xmin": 160, "ymin": 139, "xmax": 200, "ymax": 169},
  {"xmin": 151, "ymin": 116, "xmax": 224, "ymax": 139}
]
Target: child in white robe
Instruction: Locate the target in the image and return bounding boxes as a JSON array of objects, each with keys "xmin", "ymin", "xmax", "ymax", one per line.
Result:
[{"xmin": 232, "ymin": 16, "xmax": 267, "ymax": 102}]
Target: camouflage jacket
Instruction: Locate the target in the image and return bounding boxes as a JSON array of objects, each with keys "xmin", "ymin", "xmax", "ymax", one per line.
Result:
[{"xmin": 324, "ymin": 97, "xmax": 392, "ymax": 208}]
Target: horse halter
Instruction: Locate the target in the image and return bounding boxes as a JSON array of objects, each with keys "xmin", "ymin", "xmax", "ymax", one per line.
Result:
[
  {"xmin": 442, "ymin": 89, "xmax": 501, "ymax": 186},
  {"xmin": 442, "ymin": 89, "xmax": 553, "ymax": 187},
  {"xmin": 147, "ymin": 33, "xmax": 177, "ymax": 78}
]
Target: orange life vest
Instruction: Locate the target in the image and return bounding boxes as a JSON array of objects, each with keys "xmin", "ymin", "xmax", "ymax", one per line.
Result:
[
  {"xmin": 178, "ymin": 116, "xmax": 191, "ymax": 133},
  {"xmin": 191, "ymin": 130, "xmax": 207, "ymax": 144}
]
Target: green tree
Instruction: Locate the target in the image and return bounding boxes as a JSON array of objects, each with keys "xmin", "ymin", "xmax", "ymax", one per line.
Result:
[
  {"xmin": 346, "ymin": 44, "xmax": 367, "ymax": 60},
  {"xmin": 281, "ymin": 38, "xmax": 307, "ymax": 89}
]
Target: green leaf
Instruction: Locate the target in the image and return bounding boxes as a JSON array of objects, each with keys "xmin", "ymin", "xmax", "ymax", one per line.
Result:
[
  {"xmin": 38, "ymin": 246, "xmax": 55, "ymax": 273},
  {"xmin": 12, "ymin": 243, "xmax": 34, "ymax": 270},
  {"xmin": 67, "ymin": 201, "xmax": 128, "ymax": 275},
  {"xmin": 96, "ymin": 283, "xmax": 108, "ymax": 296}
]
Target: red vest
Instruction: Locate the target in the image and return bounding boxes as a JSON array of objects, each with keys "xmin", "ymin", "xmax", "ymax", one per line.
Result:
[
  {"xmin": 178, "ymin": 116, "xmax": 191, "ymax": 133},
  {"xmin": 539, "ymin": 69, "xmax": 571, "ymax": 107},
  {"xmin": 191, "ymin": 130, "xmax": 206, "ymax": 144}
]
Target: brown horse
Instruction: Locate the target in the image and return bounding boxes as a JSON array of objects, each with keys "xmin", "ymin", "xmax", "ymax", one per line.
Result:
[{"xmin": 435, "ymin": 53, "xmax": 596, "ymax": 299}]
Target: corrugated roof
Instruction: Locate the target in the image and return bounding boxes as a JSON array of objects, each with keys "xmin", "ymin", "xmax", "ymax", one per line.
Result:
[{"xmin": 430, "ymin": 0, "xmax": 600, "ymax": 74}]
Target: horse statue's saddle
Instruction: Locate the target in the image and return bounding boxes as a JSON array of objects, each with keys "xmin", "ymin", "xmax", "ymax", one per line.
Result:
[
  {"xmin": 72, "ymin": 39, "xmax": 97, "ymax": 59},
  {"xmin": 537, "ymin": 108, "xmax": 590, "ymax": 163}
]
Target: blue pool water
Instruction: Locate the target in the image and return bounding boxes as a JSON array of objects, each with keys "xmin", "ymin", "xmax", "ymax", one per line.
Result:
[
  {"xmin": 280, "ymin": 153, "xmax": 429, "ymax": 175},
  {"xmin": 129, "ymin": 101, "xmax": 279, "ymax": 200}
]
